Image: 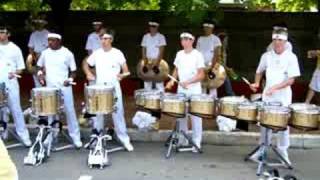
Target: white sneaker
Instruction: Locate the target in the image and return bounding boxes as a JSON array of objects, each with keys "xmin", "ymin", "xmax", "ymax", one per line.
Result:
[
  {"xmin": 278, "ymin": 149, "xmax": 291, "ymax": 166},
  {"xmin": 73, "ymin": 139, "xmax": 83, "ymax": 149},
  {"xmin": 23, "ymin": 107, "xmax": 32, "ymax": 116},
  {"xmin": 192, "ymin": 145, "xmax": 201, "ymax": 153},
  {"xmin": 21, "ymin": 138, "xmax": 32, "ymax": 147},
  {"xmin": 123, "ymin": 141, "xmax": 134, "ymax": 152}
]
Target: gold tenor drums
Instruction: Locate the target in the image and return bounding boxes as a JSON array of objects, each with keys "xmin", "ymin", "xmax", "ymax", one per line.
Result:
[
  {"xmin": 85, "ymin": 85, "xmax": 115, "ymax": 114},
  {"xmin": 260, "ymin": 106, "xmax": 291, "ymax": 131},
  {"xmin": 134, "ymin": 89, "xmax": 148, "ymax": 107},
  {"xmin": 0, "ymin": 83, "xmax": 7, "ymax": 107},
  {"xmin": 236, "ymin": 102, "xmax": 258, "ymax": 122},
  {"xmin": 252, "ymin": 101, "xmax": 266, "ymax": 121},
  {"xmin": 219, "ymin": 96, "xmax": 247, "ymax": 117},
  {"xmin": 289, "ymin": 103, "xmax": 319, "ymax": 130},
  {"xmin": 144, "ymin": 90, "xmax": 161, "ymax": 111},
  {"xmin": 189, "ymin": 94, "xmax": 216, "ymax": 118},
  {"xmin": 161, "ymin": 93, "xmax": 186, "ymax": 118},
  {"xmin": 32, "ymin": 87, "xmax": 60, "ymax": 116},
  {"xmin": 137, "ymin": 59, "xmax": 170, "ymax": 82}
]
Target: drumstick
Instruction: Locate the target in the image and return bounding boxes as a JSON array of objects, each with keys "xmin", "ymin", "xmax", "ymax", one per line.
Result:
[
  {"xmin": 167, "ymin": 74, "xmax": 188, "ymax": 89},
  {"xmin": 13, "ymin": 74, "xmax": 21, "ymax": 78},
  {"xmin": 241, "ymin": 77, "xmax": 251, "ymax": 86}
]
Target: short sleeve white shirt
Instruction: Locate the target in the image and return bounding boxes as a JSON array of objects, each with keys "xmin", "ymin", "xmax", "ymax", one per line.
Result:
[
  {"xmin": 196, "ymin": 34, "xmax": 222, "ymax": 65},
  {"xmin": 173, "ymin": 49, "xmax": 205, "ymax": 95},
  {"xmin": 85, "ymin": 32, "xmax": 101, "ymax": 52},
  {"xmin": 141, "ymin": 33, "xmax": 166, "ymax": 59},
  {"xmin": 28, "ymin": 29, "xmax": 49, "ymax": 53},
  {"xmin": 87, "ymin": 48, "xmax": 126, "ymax": 85},
  {"xmin": 37, "ymin": 46, "xmax": 76, "ymax": 87}
]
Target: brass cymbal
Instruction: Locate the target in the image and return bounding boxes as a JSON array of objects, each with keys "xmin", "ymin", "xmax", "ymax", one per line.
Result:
[
  {"xmin": 202, "ymin": 63, "xmax": 227, "ymax": 89},
  {"xmin": 137, "ymin": 59, "xmax": 170, "ymax": 82}
]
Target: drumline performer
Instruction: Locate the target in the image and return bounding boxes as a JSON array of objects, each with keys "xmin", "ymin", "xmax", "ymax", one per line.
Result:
[
  {"xmin": 249, "ymin": 28, "xmax": 300, "ymax": 165},
  {"xmin": 141, "ymin": 20, "xmax": 167, "ymax": 91},
  {"xmin": 26, "ymin": 17, "xmax": 49, "ymax": 87},
  {"xmin": 166, "ymin": 31, "xmax": 205, "ymax": 152},
  {"xmin": 85, "ymin": 21, "xmax": 104, "ymax": 55},
  {"xmin": 196, "ymin": 20, "xmax": 222, "ymax": 97},
  {"xmin": 36, "ymin": 33, "xmax": 83, "ymax": 148},
  {"xmin": 83, "ymin": 32, "xmax": 134, "ymax": 151},
  {"xmin": 0, "ymin": 26, "xmax": 31, "ymax": 146},
  {"xmin": 305, "ymin": 49, "xmax": 320, "ymax": 104}
]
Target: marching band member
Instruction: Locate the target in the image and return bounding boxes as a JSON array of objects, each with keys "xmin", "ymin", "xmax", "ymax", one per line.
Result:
[
  {"xmin": 166, "ymin": 31, "xmax": 205, "ymax": 152},
  {"xmin": 267, "ymin": 23, "xmax": 292, "ymax": 52},
  {"xmin": 0, "ymin": 26, "xmax": 31, "ymax": 146},
  {"xmin": 141, "ymin": 20, "xmax": 167, "ymax": 91},
  {"xmin": 83, "ymin": 32, "xmax": 134, "ymax": 152},
  {"xmin": 196, "ymin": 20, "xmax": 221, "ymax": 97},
  {"xmin": 85, "ymin": 21, "xmax": 104, "ymax": 55},
  {"xmin": 250, "ymin": 28, "xmax": 300, "ymax": 165},
  {"xmin": 26, "ymin": 17, "xmax": 49, "ymax": 87},
  {"xmin": 305, "ymin": 49, "xmax": 320, "ymax": 104},
  {"xmin": 37, "ymin": 33, "xmax": 82, "ymax": 148}
]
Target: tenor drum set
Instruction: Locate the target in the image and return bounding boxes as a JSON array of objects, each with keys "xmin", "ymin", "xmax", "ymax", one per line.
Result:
[{"xmin": 82, "ymin": 84, "xmax": 125, "ymax": 169}]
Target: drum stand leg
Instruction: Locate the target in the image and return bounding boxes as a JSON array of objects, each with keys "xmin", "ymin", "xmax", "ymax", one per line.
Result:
[
  {"xmin": 244, "ymin": 128, "xmax": 293, "ymax": 176},
  {"xmin": 165, "ymin": 120, "xmax": 202, "ymax": 159},
  {"xmin": 50, "ymin": 120, "xmax": 77, "ymax": 152},
  {"xmin": 86, "ymin": 130, "xmax": 125, "ymax": 169}
]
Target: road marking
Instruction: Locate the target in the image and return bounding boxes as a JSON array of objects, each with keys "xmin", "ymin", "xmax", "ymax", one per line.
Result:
[{"xmin": 78, "ymin": 175, "xmax": 93, "ymax": 180}]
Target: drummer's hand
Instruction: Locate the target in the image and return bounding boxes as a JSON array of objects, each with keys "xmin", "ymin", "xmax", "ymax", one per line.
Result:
[
  {"xmin": 8, "ymin": 72, "xmax": 16, "ymax": 79},
  {"xmin": 249, "ymin": 83, "xmax": 259, "ymax": 92},
  {"xmin": 265, "ymin": 87, "xmax": 276, "ymax": 96},
  {"xmin": 63, "ymin": 80, "xmax": 71, "ymax": 86},
  {"xmin": 180, "ymin": 81, "xmax": 189, "ymax": 89},
  {"xmin": 117, "ymin": 74, "xmax": 123, "ymax": 81},
  {"xmin": 165, "ymin": 80, "xmax": 175, "ymax": 90},
  {"xmin": 86, "ymin": 73, "xmax": 96, "ymax": 81}
]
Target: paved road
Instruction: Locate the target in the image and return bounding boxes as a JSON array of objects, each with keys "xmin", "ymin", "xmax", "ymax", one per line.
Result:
[{"xmin": 7, "ymin": 143, "xmax": 320, "ymax": 180}]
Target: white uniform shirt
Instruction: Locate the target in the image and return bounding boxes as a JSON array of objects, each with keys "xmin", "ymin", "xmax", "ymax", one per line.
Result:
[
  {"xmin": 85, "ymin": 32, "xmax": 101, "ymax": 52},
  {"xmin": 174, "ymin": 49, "xmax": 205, "ymax": 95},
  {"xmin": 0, "ymin": 42, "xmax": 25, "ymax": 84},
  {"xmin": 256, "ymin": 49, "xmax": 300, "ymax": 106},
  {"xmin": 37, "ymin": 46, "xmax": 77, "ymax": 87},
  {"xmin": 141, "ymin": 32, "xmax": 166, "ymax": 59},
  {"xmin": 28, "ymin": 29, "xmax": 49, "ymax": 53},
  {"xmin": 87, "ymin": 48, "xmax": 126, "ymax": 85},
  {"xmin": 196, "ymin": 34, "xmax": 222, "ymax": 65}
]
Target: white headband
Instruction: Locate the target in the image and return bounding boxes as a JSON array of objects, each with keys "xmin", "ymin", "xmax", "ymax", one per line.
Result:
[
  {"xmin": 92, "ymin": 21, "xmax": 102, "ymax": 25},
  {"xmin": 273, "ymin": 26, "xmax": 288, "ymax": 31},
  {"xmin": 32, "ymin": 19, "xmax": 47, "ymax": 24},
  {"xmin": 0, "ymin": 29, "xmax": 8, "ymax": 33},
  {"xmin": 48, "ymin": 33, "xmax": 62, "ymax": 40},
  {"xmin": 180, "ymin": 32, "xmax": 194, "ymax": 40},
  {"xmin": 272, "ymin": 33, "xmax": 288, "ymax": 41},
  {"xmin": 148, "ymin": 21, "xmax": 159, "ymax": 27},
  {"xmin": 102, "ymin": 33, "xmax": 113, "ymax": 39},
  {"xmin": 203, "ymin": 23, "xmax": 214, "ymax": 28}
]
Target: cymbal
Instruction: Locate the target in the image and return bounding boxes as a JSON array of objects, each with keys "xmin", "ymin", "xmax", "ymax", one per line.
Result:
[
  {"xmin": 202, "ymin": 63, "xmax": 227, "ymax": 89},
  {"xmin": 137, "ymin": 59, "xmax": 170, "ymax": 82}
]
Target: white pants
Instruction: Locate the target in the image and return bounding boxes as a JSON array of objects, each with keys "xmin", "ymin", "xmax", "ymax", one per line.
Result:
[
  {"xmin": 48, "ymin": 86, "xmax": 81, "ymax": 142},
  {"xmin": 259, "ymin": 126, "xmax": 290, "ymax": 151},
  {"xmin": 177, "ymin": 113, "xmax": 202, "ymax": 147},
  {"xmin": 202, "ymin": 87, "xmax": 217, "ymax": 98},
  {"xmin": 144, "ymin": 81, "xmax": 164, "ymax": 91},
  {"xmin": 2, "ymin": 80, "xmax": 30, "ymax": 141},
  {"xmin": 32, "ymin": 75, "xmax": 41, "ymax": 88},
  {"xmin": 93, "ymin": 82, "xmax": 130, "ymax": 144}
]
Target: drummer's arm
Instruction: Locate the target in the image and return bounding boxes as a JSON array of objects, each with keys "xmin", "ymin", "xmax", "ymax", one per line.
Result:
[
  {"xmin": 165, "ymin": 68, "xmax": 178, "ymax": 89},
  {"xmin": 184, "ymin": 68, "xmax": 205, "ymax": 85},
  {"xmin": 118, "ymin": 63, "xmax": 131, "ymax": 81},
  {"xmin": 142, "ymin": 47, "xmax": 148, "ymax": 64},
  {"xmin": 268, "ymin": 78, "xmax": 295, "ymax": 92},
  {"xmin": 212, "ymin": 46, "xmax": 222, "ymax": 67}
]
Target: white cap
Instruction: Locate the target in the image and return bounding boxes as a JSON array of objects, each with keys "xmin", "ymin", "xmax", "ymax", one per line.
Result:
[
  {"xmin": 148, "ymin": 21, "xmax": 160, "ymax": 27},
  {"xmin": 203, "ymin": 23, "xmax": 214, "ymax": 28},
  {"xmin": 102, "ymin": 33, "xmax": 113, "ymax": 39},
  {"xmin": 48, "ymin": 33, "xmax": 62, "ymax": 40},
  {"xmin": 180, "ymin": 32, "xmax": 194, "ymax": 40}
]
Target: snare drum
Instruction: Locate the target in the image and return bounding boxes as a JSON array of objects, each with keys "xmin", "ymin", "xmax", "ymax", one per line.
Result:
[
  {"xmin": 218, "ymin": 96, "xmax": 247, "ymax": 117},
  {"xmin": 236, "ymin": 102, "xmax": 258, "ymax": 122},
  {"xmin": 134, "ymin": 89, "xmax": 147, "ymax": 107},
  {"xmin": 85, "ymin": 85, "xmax": 115, "ymax": 114},
  {"xmin": 289, "ymin": 103, "xmax": 319, "ymax": 130},
  {"xmin": 161, "ymin": 93, "xmax": 186, "ymax": 117},
  {"xmin": 260, "ymin": 106, "xmax": 291, "ymax": 131},
  {"xmin": 32, "ymin": 87, "xmax": 61, "ymax": 116},
  {"xmin": 189, "ymin": 94, "xmax": 216, "ymax": 118},
  {"xmin": 144, "ymin": 90, "xmax": 161, "ymax": 111},
  {"xmin": 0, "ymin": 83, "xmax": 7, "ymax": 107}
]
